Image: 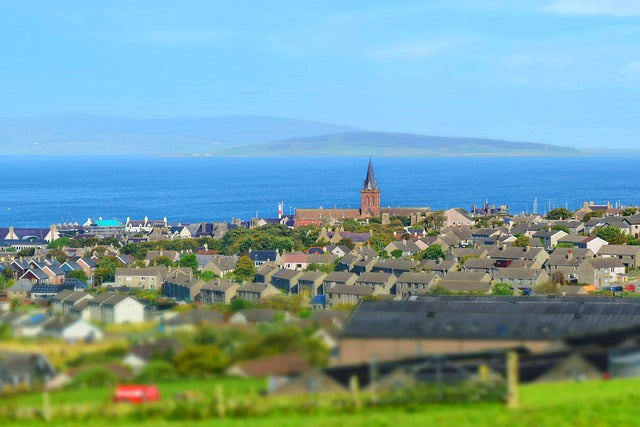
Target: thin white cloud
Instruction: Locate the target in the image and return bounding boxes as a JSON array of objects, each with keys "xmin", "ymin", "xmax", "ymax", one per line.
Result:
[
  {"xmin": 367, "ymin": 40, "xmax": 459, "ymax": 60},
  {"xmin": 545, "ymin": 0, "xmax": 640, "ymax": 16},
  {"xmin": 621, "ymin": 60, "xmax": 640, "ymax": 79},
  {"xmin": 134, "ymin": 28, "xmax": 236, "ymax": 46},
  {"xmin": 504, "ymin": 53, "xmax": 573, "ymax": 70}
]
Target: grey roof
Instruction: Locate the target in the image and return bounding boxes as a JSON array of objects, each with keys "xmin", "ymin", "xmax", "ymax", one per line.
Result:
[
  {"xmin": 442, "ymin": 271, "xmax": 491, "ymax": 282},
  {"xmin": 324, "ymin": 271, "xmax": 357, "ymax": 283},
  {"xmin": 396, "ymin": 272, "xmax": 438, "ymax": 285},
  {"xmin": 354, "ymin": 272, "xmax": 395, "ymax": 284},
  {"xmin": 238, "ymin": 282, "xmax": 271, "ymax": 293},
  {"xmin": 327, "ymin": 284, "xmax": 375, "ymax": 296},
  {"xmin": 200, "ymin": 280, "xmax": 237, "ymax": 291},
  {"xmin": 51, "ymin": 290, "xmax": 90, "ymax": 303},
  {"xmin": 488, "ymin": 246, "xmax": 546, "ymax": 261},
  {"xmin": 116, "ymin": 266, "xmax": 168, "ymax": 277},
  {"xmin": 588, "ymin": 258, "xmax": 625, "ymax": 269},
  {"xmin": 419, "ymin": 259, "xmax": 456, "ymax": 271},
  {"xmin": 272, "ymin": 269, "xmax": 302, "ymax": 280},
  {"xmin": 342, "ymin": 297, "xmax": 640, "ymax": 340},
  {"xmin": 439, "ymin": 281, "xmax": 492, "ymax": 293},
  {"xmin": 597, "ymin": 245, "xmax": 640, "ymax": 257},
  {"xmin": 493, "ymin": 268, "xmax": 547, "ymax": 281},
  {"xmin": 88, "ymin": 293, "xmax": 130, "ymax": 306},
  {"xmin": 8, "ymin": 278, "xmax": 33, "ymax": 293},
  {"xmin": 298, "ymin": 271, "xmax": 327, "ymax": 282}
]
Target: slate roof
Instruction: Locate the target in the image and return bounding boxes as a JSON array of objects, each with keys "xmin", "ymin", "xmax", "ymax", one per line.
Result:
[
  {"xmin": 396, "ymin": 272, "xmax": 438, "ymax": 285},
  {"xmin": 89, "ymin": 293, "xmax": 130, "ymax": 306},
  {"xmin": 249, "ymin": 250, "xmax": 279, "ymax": 262},
  {"xmin": 588, "ymin": 258, "xmax": 625, "ymax": 269},
  {"xmin": 7, "ymin": 279, "xmax": 33, "ymax": 293},
  {"xmin": 598, "ymin": 245, "xmax": 640, "ymax": 257},
  {"xmin": 355, "ymin": 272, "xmax": 395, "ymax": 284},
  {"xmin": 327, "ymin": 284, "xmax": 375, "ymax": 296},
  {"xmin": 342, "ymin": 297, "xmax": 640, "ymax": 340}
]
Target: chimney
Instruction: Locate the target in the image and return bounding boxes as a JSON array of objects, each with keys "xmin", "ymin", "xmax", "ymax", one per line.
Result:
[{"xmin": 566, "ymin": 250, "xmax": 573, "ymax": 260}]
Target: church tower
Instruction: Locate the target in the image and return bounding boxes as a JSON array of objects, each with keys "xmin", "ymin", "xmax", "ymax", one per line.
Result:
[{"xmin": 360, "ymin": 158, "xmax": 381, "ymax": 218}]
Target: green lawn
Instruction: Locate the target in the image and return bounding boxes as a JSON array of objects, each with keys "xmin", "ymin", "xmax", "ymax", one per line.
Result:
[
  {"xmin": 3, "ymin": 377, "xmax": 265, "ymax": 407},
  {"xmin": 3, "ymin": 377, "xmax": 640, "ymax": 426}
]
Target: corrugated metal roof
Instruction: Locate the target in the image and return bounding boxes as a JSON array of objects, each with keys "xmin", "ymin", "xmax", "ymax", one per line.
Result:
[{"xmin": 342, "ymin": 297, "xmax": 640, "ymax": 341}]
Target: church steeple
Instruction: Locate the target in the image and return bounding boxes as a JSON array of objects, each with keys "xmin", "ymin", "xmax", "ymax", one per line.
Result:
[
  {"xmin": 360, "ymin": 158, "xmax": 381, "ymax": 218},
  {"xmin": 363, "ymin": 157, "xmax": 379, "ymax": 191}
]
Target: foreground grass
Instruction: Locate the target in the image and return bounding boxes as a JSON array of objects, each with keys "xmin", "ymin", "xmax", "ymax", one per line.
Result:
[{"xmin": 3, "ymin": 377, "xmax": 640, "ymax": 426}]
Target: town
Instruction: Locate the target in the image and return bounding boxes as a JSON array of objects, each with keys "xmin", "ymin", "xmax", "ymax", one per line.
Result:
[{"xmin": 3, "ymin": 160, "xmax": 640, "ymax": 421}]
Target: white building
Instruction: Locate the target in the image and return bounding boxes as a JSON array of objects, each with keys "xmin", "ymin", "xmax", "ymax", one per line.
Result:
[{"xmin": 88, "ymin": 293, "xmax": 145, "ymax": 324}]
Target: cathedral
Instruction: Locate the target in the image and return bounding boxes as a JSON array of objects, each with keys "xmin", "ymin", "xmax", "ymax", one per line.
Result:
[{"xmin": 294, "ymin": 159, "xmax": 427, "ymax": 228}]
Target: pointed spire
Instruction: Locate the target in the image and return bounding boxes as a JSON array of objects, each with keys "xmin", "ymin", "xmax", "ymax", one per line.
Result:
[{"xmin": 363, "ymin": 157, "xmax": 379, "ymax": 191}]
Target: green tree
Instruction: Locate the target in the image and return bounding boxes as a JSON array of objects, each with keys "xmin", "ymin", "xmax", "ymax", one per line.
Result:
[
  {"xmin": 234, "ymin": 256, "xmax": 257, "ymax": 281},
  {"xmin": 492, "ymin": 282, "xmax": 513, "ymax": 296},
  {"xmin": 424, "ymin": 211, "xmax": 446, "ymax": 230},
  {"xmin": 513, "ymin": 234, "xmax": 531, "ymax": 247},
  {"xmin": 229, "ymin": 298, "xmax": 253, "ymax": 312},
  {"xmin": 153, "ymin": 255, "xmax": 174, "ymax": 267},
  {"xmin": 48, "ymin": 248, "xmax": 67, "ymax": 263},
  {"xmin": 337, "ymin": 238, "xmax": 355, "ymax": 250},
  {"xmin": 582, "ymin": 210, "xmax": 605, "ymax": 222},
  {"xmin": 94, "ymin": 256, "xmax": 120, "ymax": 285},
  {"xmin": 178, "ymin": 253, "xmax": 199, "ymax": 272},
  {"xmin": 426, "ymin": 285, "xmax": 451, "ymax": 296},
  {"xmin": 66, "ymin": 270, "xmax": 88, "ymax": 283},
  {"xmin": 391, "ymin": 249, "xmax": 403, "ymax": 259},
  {"xmin": 546, "ymin": 208, "xmax": 573, "ymax": 220},
  {"xmin": 596, "ymin": 226, "xmax": 627, "ymax": 244},
  {"xmin": 173, "ymin": 345, "xmax": 229, "ymax": 377},
  {"xmin": 417, "ymin": 244, "xmax": 446, "ymax": 261},
  {"xmin": 136, "ymin": 360, "xmax": 177, "ymax": 382},
  {"xmin": 622, "ymin": 207, "xmax": 638, "ymax": 216},
  {"xmin": 198, "ymin": 270, "xmax": 218, "ymax": 281},
  {"xmin": 533, "ymin": 281, "xmax": 561, "ymax": 296}
]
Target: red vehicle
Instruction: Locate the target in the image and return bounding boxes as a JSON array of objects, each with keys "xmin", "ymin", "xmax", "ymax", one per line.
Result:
[
  {"xmin": 113, "ymin": 384, "xmax": 160, "ymax": 403},
  {"xmin": 626, "ymin": 284, "xmax": 636, "ymax": 292}
]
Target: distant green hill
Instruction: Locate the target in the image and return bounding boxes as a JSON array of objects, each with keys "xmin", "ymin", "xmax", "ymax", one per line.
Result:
[{"xmin": 215, "ymin": 131, "xmax": 581, "ymax": 157}]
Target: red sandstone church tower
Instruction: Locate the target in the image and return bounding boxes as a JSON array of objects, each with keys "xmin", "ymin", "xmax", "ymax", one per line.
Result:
[{"xmin": 360, "ymin": 158, "xmax": 381, "ymax": 218}]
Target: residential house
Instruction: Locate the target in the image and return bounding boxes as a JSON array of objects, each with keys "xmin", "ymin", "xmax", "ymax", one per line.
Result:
[
  {"xmin": 235, "ymin": 282, "xmax": 281, "ymax": 302},
  {"xmin": 471, "ymin": 228, "xmax": 502, "ymax": 244},
  {"xmin": 533, "ymin": 230, "xmax": 569, "ymax": 251},
  {"xmin": 587, "ymin": 258, "xmax": 627, "ymax": 288},
  {"xmin": 488, "ymin": 245, "xmax": 549, "ymax": 269},
  {"xmin": 597, "ymin": 245, "xmax": 640, "ymax": 270},
  {"xmin": 326, "ymin": 284, "xmax": 383, "ymax": 307},
  {"xmin": 30, "ymin": 285, "xmax": 61, "ymax": 300},
  {"xmin": 197, "ymin": 255, "xmax": 238, "ymax": 276},
  {"xmin": 271, "ymin": 269, "xmax": 303, "ymax": 294},
  {"xmin": 88, "ymin": 293, "xmax": 145, "ymax": 324},
  {"xmin": 354, "ymin": 272, "xmax": 397, "ymax": 293},
  {"xmin": 297, "ymin": 271, "xmax": 327, "ymax": 296},
  {"xmin": 255, "ymin": 264, "xmax": 280, "ymax": 283},
  {"xmin": 444, "ymin": 208, "xmax": 476, "ymax": 227},
  {"xmin": 0, "ymin": 352, "xmax": 56, "ymax": 389},
  {"xmin": 545, "ymin": 248, "xmax": 596, "ymax": 284},
  {"xmin": 249, "ymin": 249, "xmax": 280, "ymax": 267},
  {"xmin": 492, "ymin": 268, "xmax": 550, "ymax": 288},
  {"xmin": 441, "ymin": 271, "xmax": 492, "ymax": 284},
  {"xmin": 384, "ymin": 240, "xmax": 421, "ymax": 257},
  {"xmin": 145, "ymin": 250, "xmax": 180, "ymax": 266},
  {"xmin": 122, "ymin": 338, "xmax": 182, "ymax": 372},
  {"xmin": 371, "ymin": 259, "xmax": 417, "ymax": 276},
  {"xmin": 114, "ymin": 266, "xmax": 168, "ymax": 290},
  {"xmin": 350, "ymin": 257, "xmax": 377, "ymax": 275},
  {"xmin": 42, "ymin": 317, "xmax": 103, "ymax": 341},
  {"xmin": 440, "ymin": 280, "xmax": 492, "ymax": 294},
  {"xmin": 418, "ymin": 259, "xmax": 457, "ymax": 278},
  {"xmin": 449, "ymin": 247, "xmax": 489, "ymax": 263},
  {"xmin": 280, "ymin": 253, "xmax": 308, "ymax": 271},
  {"xmin": 395, "ymin": 272, "xmax": 439, "ymax": 298},
  {"xmin": 51, "ymin": 290, "xmax": 93, "ymax": 316},
  {"xmin": 163, "ymin": 268, "xmax": 203, "ymax": 302},
  {"xmin": 76, "ymin": 257, "xmax": 97, "ymax": 279},
  {"xmin": 228, "ymin": 353, "xmax": 310, "ymax": 393},
  {"xmin": 323, "ymin": 272, "xmax": 357, "ymax": 290},
  {"xmin": 41, "ymin": 264, "xmax": 65, "ymax": 285},
  {"xmin": 197, "ymin": 280, "xmax": 238, "ymax": 304},
  {"xmin": 6, "ymin": 279, "xmax": 33, "ymax": 299},
  {"xmin": 557, "ymin": 235, "xmax": 609, "ymax": 254},
  {"xmin": 115, "ymin": 254, "xmax": 137, "ymax": 266},
  {"xmin": 20, "ymin": 268, "xmax": 49, "ymax": 285}
]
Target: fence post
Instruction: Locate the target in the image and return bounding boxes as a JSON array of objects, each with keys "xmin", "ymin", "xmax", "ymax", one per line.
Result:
[
  {"xmin": 506, "ymin": 351, "xmax": 519, "ymax": 408},
  {"xmin": 349, "ymin": 375, "xmax": 361, "ymax": 410},
  {"xmin": 216, "ymin": 384, "xmax": 225, "ymax": 418},
  {"xmin": 478, "ymin": 363, "xmax": 490, "ymax": 383},
  {"xmin": 42, "ymin": 389, "xmax": 51, "ymax": 422}
]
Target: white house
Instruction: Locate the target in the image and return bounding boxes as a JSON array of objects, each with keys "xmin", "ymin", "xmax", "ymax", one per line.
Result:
[
  {"xmin": 41, "ymin": 317, "xmax": 104, "ymax": 342},
  {"xmin": 88, "ymin": 293, "xmax": 145, "ymax": 324}
]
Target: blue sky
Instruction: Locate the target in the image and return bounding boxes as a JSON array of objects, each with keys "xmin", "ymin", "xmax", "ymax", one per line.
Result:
[{"xmin": 1, "ymin": 0, "xmax": 639, "ymax": 148}]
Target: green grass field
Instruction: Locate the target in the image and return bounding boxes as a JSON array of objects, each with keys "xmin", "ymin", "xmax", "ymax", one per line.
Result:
[{"xmin": 3, "ymin": 377, "xmax": 640, "ymax": 426}]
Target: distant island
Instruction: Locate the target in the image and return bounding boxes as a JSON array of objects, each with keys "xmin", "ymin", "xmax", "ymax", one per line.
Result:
[
  {"xmin": 0, "ymin": 114, "xmax": 580, "ymax": 157},
  {"xmin": 214, "ymin": 131, "xmax": 580, "ymax": 157}
]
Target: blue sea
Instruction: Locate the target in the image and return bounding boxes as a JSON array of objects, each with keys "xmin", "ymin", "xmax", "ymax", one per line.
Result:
[{"xmin": 0, "ymin": 156, "xmax": 637, "ymax": 227}]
